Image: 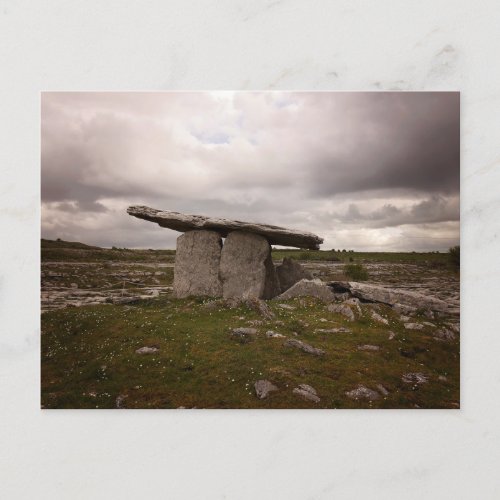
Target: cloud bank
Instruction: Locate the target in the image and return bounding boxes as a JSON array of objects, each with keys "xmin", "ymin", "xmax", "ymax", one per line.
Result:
[{"xmin": 41, "ymin": 91, "xmax": 459, "ymax": 251}]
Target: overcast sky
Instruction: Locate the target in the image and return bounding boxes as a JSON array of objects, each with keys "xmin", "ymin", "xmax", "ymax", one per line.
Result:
[{"xmin": 41, "ymin": 91, "xmax": 459, "ymax": 251}]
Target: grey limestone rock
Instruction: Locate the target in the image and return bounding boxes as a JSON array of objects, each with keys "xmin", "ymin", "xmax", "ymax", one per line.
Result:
[
  {"xmin": 127, "ymin": 205, "xmax": 323, "ymax": 249},
  {"xmin": 276, "ymin": 257, "xmax": 313, "ymax": 292},
  {"xmin": 173, "ymin": 230, "xmax": 223, "ymax": 298},
  {"xmin": 220, "ymin": 231, "xmax": 280, "ymax": 300}
]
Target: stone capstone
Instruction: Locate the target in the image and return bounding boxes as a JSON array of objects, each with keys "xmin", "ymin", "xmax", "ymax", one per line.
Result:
[
  {"xmin": 127, "ymin": 205, "xmax": 323, "ymax": 249},
  {"xmin": 276, "ymin": 257, "xmax": 313, "ymax": 292},
  {"xmin": 219, "ymin": 231, "xmax": 280, "ymax": 300},
  {"xmin": 173, "ymin": 230, "xmax": 223, "ymax": 298}
]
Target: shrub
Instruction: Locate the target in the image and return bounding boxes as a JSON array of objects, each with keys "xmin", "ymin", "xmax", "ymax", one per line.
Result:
[
  {"xmin": 449, "ymin": 246, "xmax": 460, "ymax": 267},
  {"xmin": 344, "ymin": 263, "xmax": 369, "ymax": 281}
]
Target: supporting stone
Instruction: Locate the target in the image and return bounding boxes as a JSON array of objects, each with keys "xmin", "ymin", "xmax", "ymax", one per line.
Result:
[
  {"xmin": 219, "ymin": 231, "xmax": 281, "ymax": 300},
  {"xmin": 276, "ymin": 257, "xmax": 313, "ymax": 292},
  {"xmin": 173, "ymin": 230, "xmax": 223, "ymax": 298}
]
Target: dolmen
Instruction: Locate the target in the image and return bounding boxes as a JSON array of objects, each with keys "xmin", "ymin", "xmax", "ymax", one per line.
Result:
[{"xmin": 127, "ymin": 205, "xmax": 322, "ymax": 300}]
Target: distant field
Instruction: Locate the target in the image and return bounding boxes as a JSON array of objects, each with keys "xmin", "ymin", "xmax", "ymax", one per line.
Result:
[{"xmin": 42, "ymin": 239, "xmax": 452, "ymax": 266}]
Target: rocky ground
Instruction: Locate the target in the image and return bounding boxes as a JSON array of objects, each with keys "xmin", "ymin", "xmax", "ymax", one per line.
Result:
[{"xmin": 41, "ymin": 249, "xmax": 460, "ymax": 409}]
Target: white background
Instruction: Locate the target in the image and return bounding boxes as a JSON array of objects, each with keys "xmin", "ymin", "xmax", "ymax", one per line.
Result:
[{"xmin": 1, "ymin": 1, "xmax": 500, "ymax": 498}]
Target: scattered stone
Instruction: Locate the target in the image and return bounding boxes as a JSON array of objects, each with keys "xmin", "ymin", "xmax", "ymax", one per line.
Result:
[
  {"xmin": 315, "ymin": 327, "xmax": 351, "ymax": 334},
  {"xmin": 329, "ymin": 281, "xmax": 451, "ymax": 313},
  {"xmin": 70, "ymin": 282, "xmax": 78, "ymax": 289},
  {"xmin": 285, "ymin": 338, "xmax": 325, "ymax": 356},
  {"xmin": 400, "ymin": 315, "xmax": 410, "ymax": 322},
  {"xmin": 388, "ymin": 331, "xmax": 396, "ymax": 340},
  {"xmin": 434, "ymin": 327, "xmax": 456, "ymax": 341},
  {"xmin": 423, "ymin": 321, "xmax": 436, "ymax": 327},
  {"xmin": 232, "ymin": 327, "xmax": 258, "ymax": 335},
  {"xmin": 173, "ymin": 230, "xmax": 223, "ymax": 298},
  {"xmin": 266, "ymin": 330, "xmax": 285, "ymax": 338},
  {"xmin": 293, "ymin": 384, "xmax": 320, "ymax": 403},
  {"xmin": 402, "ymin": 372, "xmax": 429, "ymax": 384},
  {"xmin": 254, "ymin": 380, "xmax": 278, "ymax": 399},
  {"xmin": 276, "ymin": 257, "xmax": 313, "ymax": 292},
  {"xmin": 438, "ymin": 375, "xmax": 448, "ymax": 382},
  {"xmin": 127, "ymin": 205, "xmax": 323, "ymax": 249},
  {"xmin": 276, "ymin": 279, "xmax": 336, "ymax": 303},
  {"xmin": 247, "ymin": 319, "xmax": 264, "ymax": 326},
  {"xmin": 327, "ymin": 303, "xmax": 355, "ymax": 321},
  {"xmin": 319, "ymin": 318, "xmax": 328, "ymax": 322},
  {"xmin": 357, "ymin": 345, "xmax": 380, "ymax": 351},
  {"xmin": 404, "ymin": 323, "xmax": 424, "ymax": 330},
  {"xmin": 343, "ymin": 297, "xmax": 362, "ymax": 314},
  {"xmin": 115, "ymin": 395, "xmax": 127, "ymax": 409},
  {"xmin": 376, "ymin": 384, "xmax": 389, "ymax": 396},
  {"xmin": 274, "ymin": 320, "xmax": 285, "ymax": 326},
  {"xmin": 135, "ymin": 346, "xmax": 159, "ymax": 354},
  {"xmin": 393, "ymin": 303, "xmax": 418, "ymax": 316},
  {"xmin": 220, "ymin": 231, "xmax": 280, "ymax": 300},
  {"xmin": 346, "ymin": 385, "xmax": 380, "ymax": 401},
  {"xmin": 277, "ymin": 303, "xmax": 295, "ymax": 311},
  {"xmin": 371, "ymin": 310, "xmax": 389, "ymax": 325}
]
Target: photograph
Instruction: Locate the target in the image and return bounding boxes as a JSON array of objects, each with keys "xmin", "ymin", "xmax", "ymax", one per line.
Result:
[{"xmin": 41, "ymin": 91, "xmax": 460, "ymax": 409}]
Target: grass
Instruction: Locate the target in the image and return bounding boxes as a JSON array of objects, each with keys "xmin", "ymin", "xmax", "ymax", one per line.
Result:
[
  {"xmin": 41, "ymin": 296, "xmax": 460, "ymax": 409},
  {"xmin": 344, "ymin": 263, "xmax": 369, "ymax": 281}
]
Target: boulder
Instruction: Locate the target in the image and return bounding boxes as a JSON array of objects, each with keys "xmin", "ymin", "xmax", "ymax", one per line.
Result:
[
  {"xmin": 276, "ymin": 279, "xmax": 336, "ymax": 303},
  {"xmin": 127, "ymin": 205, "xmax": 323, "ymax": 249},
  {"xmin": 220, "ymin": 231, "xmax": 280, "ymax": 300},
  {"xmin": 276, "ymin": 257, "xmax": 313, "ymax": 292},
  {"xmin": 173, "ymin": 230, "xmax": 223, "ymax": 298},
  {"xmin": 329, "ymin": 281, "xmax": 451, "ymax": 314}
]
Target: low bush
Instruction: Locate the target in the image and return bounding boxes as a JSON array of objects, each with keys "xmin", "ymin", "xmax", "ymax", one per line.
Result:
[{"xmin": 344, "ymin": 263, "xmax": 369, "ymax": 281}]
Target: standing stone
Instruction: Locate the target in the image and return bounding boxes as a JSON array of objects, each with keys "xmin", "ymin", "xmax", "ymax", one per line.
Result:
[
  {"xmin": 220, "ymin": 231, "xmax": 281, "ymax": 300},
  {"xmin": 173, "ymin": 230, "xmax": 223, "ymax": 298},
  {"xmin": 276, "ymin": 257, "xmax": 313, "ymax": 292}
]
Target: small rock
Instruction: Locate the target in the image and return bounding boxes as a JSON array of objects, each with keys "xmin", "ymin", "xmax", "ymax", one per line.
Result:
[
  {"xmin": 434, "ymin": 327, "xmax": 456, "ymax": 341},
  {"xmin": 357, "ymin": 345, "xmax": 380, "ymax": 351},
  {"xmin": 254, "ymin": 380, "xmax": 278, "ymax": 399},
  {"xmin": 277, "ymin": 303, "xmax": 295, "ymax": 310},
  {"xmin": 371, "ymin": 311, "xmax": 389, "ymax": 325},
  {"xmin": 247, "ymin": 319, "xmax": 264, "ymax": 326},
  {"xmin": 422, "ymin": 321, "xmax": 435, "ymax": 327},
  {"xmin": 70, "ymin": 283, "xmax": 78, "ymax": 289},
  {"xmin": 244, "ymin": 298, "xmax": 275, "ymax": 320},
  {"xmin": 400, "ymin": 315, "xmax": 410, "ymax": 322},
  {"xmin": 315, "ymin": 327, "xmax": 351, "ymax": 334},
  {"xmin": 402, "ymin": 372, "xmax": 429, "ymax": 384},
  {"xmin": 388, "ymin": 331, "xmax": 396, "ymax": 340},
  {"xmin": 274, "ymin": 320, "xmax": 285, "ymax": 326},
  {"xmin": 115, "ymin": 395, "xmax": 127, "ymax": 409},
  {"xmin": 293, "ymin": 384, "xmax": 320, "ymax": 403},
  {"xmin": 438, "ymin": 375, "xmax": 448, "ymax": 382},
  {"xmin": 135, "ymin": 346, "xmax": 159, "ymax": 354},
  {"xmin": 285, "ymin": 338, "xmax": 325, "ymax": 356},
  {"xmin": 266, "ymin": 330, "xmax": 285, "ymax": 338},
  {"xmin": 376, "ymin": 384, "xmax": 389, "ymax": 396},
  {"xmin": 343, "ymin": 297, "xmax": 362, "ymax": 314},
  {"xmin": 230, "ymin": 327, "xmax": 258, "ymax": 343},
  {"xmin": 327, "ymin": 303, "xmax": 355, "ymax": 321},
  {"xmin": 404, "ymin": 323, "xmax": 424, "ymax": 330},
  {"xmin": 346, "ymin": 385, "xmax": 379, "ymax": 401}
]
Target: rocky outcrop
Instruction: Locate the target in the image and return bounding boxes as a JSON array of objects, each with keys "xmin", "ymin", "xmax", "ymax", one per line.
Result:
[
  {"xmin": 328, "ymin": 281, "xmax": 452, "ymax": 313},
  {"xmin": 173, "ymin": 230, "xmax": 223, "ymax": 298},
  {"xmin": 220, "ymin": 231, "xmax": 280, "ymax": 300},
  {"xmin": 127, "ymin": 205, "xmax": 323, "ymax": 249},
  {"xmin": 276, "ymin": 257, "xmax": 312, "ymax": 292}
]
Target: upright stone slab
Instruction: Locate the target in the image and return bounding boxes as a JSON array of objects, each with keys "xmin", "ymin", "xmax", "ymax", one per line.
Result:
[
  {"xmin": 276, "ymin": 257, "xmax": 313, "ymax": 292},
  {"xmin": 220, "ymin": 231, "xmax": 281, "ymax": 300},
  {"xmin": 173, "ymin": 230, "xmax": 223, "ymax": 298}
]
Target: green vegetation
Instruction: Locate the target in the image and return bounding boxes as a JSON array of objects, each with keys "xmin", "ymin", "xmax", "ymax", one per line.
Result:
[
  {"xmin": 42, "ymin": 239, "xmax": 175, "ymax": 263},
  {"xmin": 344, "ymin": 263, "xmax": 369, "ymax": 281},
  {"xmin": 41, "ymin": 296, "xmax": 459, "ymax": 409}
]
